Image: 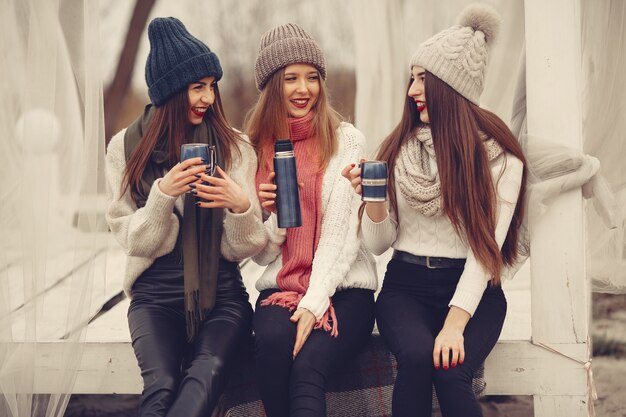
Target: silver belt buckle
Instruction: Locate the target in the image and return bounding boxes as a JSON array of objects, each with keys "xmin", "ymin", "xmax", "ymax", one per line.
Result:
[{"xmin": 426, "ymin": 256, "xmax": 435, "ymax": 269}]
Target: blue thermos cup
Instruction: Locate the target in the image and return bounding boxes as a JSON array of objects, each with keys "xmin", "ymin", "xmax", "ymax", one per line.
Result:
[
  {"xmin": 360, "ymin": 161, "xmax": 388, "ymax": 202},
  {"xmin": 273, "ymin": 140, "xmax": 302, "ymax": 228}
]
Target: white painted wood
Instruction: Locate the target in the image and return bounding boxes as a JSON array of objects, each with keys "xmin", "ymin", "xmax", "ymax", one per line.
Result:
[
  {"xmin": 18, "ymin": 338, "xmax": 589, "ymax": 395},
  {"xmin": 8, "ymin": 238, "xmax": 125, "ymax": 341},
  {"xmin": 534, "ymin": 395, "xmax": 588, "ymax": 417},
  {"xmin": 524, "ymin": 0, "xmax": 590, "ymax": 415},
  {"xmin": 525, "ymin": 0, "xmax": 588, "ymax": 344},
  {"xmin": 484, "ymin": 341, "xmax": 587, "ymax": 396}
]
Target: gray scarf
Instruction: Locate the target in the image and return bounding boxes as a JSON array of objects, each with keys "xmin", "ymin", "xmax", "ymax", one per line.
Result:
[
  {"xmin": 124, "ymin": 105, "xmax": 224, "ymax": 342},
  {"xmin": 396, "ymin": 126, "xmax": 504, "ymax": 216}
]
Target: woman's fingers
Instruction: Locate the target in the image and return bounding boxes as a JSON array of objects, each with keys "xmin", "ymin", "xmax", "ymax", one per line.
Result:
[
  {"xmin": 433, "ymin": 341, "xmax": 464, "ymax": 370},
  {"xmin": 290, "ymin": 308, "xmax": 315, "ymax": 359},
  {"xmin": 341, "ymin": 164, "xmax": 354, "ymax": 179},
  {"xmin": 341, "ymin": 163, "xmax": 363, "ymax": 196}
]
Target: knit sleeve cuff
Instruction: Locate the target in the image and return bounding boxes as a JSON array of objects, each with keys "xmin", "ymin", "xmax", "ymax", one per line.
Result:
[
  {"xmin": 222, "ymin": 200, "xmax": 268, "ymax": 259},
  {"xmin": 448, "ymin": 289, "xmax": 483, "ymax": 317},
  {"xmin": 266, "ymin": 212, "xmax": 287, "ymax": 243},
  {"xmin": 144, "ymin": 179, "xmax": 178, "ymax": 220},
  {"xmin": 361, "ymin": 210, "xmax": 396, "ymax": 256},
  {"xmin": 448, "ymin": 261, "xmax": 489, "ymax": 317},
  {"xmin": 223, "ymin": 199, "xmax": 257, "ymax": 237},
  {"xmin": 298, "ymin": 286, "xmax": 331, "ymax": 320}
]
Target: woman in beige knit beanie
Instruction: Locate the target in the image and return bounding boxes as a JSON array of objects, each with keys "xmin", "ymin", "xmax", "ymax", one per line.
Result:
[
  {"xmin": 245, "ymin": 23, "xmax": 378, "ymax": 417},
  {"xmin": 343, "ymin": 4, "xmax": 528, "ymax": 416}
]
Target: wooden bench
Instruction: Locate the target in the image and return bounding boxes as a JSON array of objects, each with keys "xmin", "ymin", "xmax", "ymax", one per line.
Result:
[{"xmin": 6, "ymin": 235, "xmax": 587, "ymax": 416}]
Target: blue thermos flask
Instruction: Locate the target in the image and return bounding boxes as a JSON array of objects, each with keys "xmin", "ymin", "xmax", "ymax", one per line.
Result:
[{"xmin": 273, "ymin": 139, "xmax": 302, "ymax": 228}]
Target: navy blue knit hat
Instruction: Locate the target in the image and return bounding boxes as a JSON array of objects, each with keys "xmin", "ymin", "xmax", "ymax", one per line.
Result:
[{"xmin": 145, "ymin": 17, "xmax": 223, "ymax": 106}]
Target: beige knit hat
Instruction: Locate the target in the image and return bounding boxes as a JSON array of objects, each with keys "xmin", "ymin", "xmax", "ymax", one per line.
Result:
[
  {"xmin": 254, "ymin": 23, "xmax": 326, "ymax": 91},
  {"xmin": 410, "ymin": 3, "xmax": 502, "ymax": 105}
]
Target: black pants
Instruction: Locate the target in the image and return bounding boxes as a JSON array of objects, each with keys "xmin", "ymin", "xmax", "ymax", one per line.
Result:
[
  {"xmin": 128, "ymin": 255, "xmax": 253, "ymax": 417},
  {"xmin": 253, "ymin": 288, "xmax": 375, "ymax": 417},
  {"xmin": 376, "ymin": 258, "xmax": 506, "ymax": 417}
]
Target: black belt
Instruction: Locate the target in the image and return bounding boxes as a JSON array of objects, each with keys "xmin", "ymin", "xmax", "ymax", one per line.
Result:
[{"xmin": 392, "ymin": 250, "xmax": 466, "ymax": 269}]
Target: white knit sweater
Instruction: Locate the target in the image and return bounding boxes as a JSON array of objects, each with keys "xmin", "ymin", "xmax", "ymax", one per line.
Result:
[
  {"xmin": 253, "ymin": 122, "xmax": 378, "ymax": 319},
  {"xmin": 361, "ymin": 152, "xmax": 523, "ymax": 316},
  {"xmin": 105, "ymin": 129, "xmax": 268, "ymax": 298}
]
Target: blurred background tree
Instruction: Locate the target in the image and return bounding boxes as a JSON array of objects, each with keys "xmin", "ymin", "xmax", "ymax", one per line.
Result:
[{"xmin": 100, "ymin": 0, "xmax": 358, "ymax": 143}]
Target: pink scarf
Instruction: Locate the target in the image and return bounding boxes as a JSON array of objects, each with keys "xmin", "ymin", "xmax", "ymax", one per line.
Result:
[{"xmin": 255, "ymin": 112, "xmax": 338, "ymax": 336}]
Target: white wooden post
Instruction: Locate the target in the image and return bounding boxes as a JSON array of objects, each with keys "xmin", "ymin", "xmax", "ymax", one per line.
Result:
[{"xmin": 524, "ymin": 0, "xmax": 591, "ymax": 416}]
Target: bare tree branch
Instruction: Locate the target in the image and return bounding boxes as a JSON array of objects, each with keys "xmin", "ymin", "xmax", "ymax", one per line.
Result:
[{"xmin": 103, "ymin": 0, "xmax": 156, "ymax": 144}]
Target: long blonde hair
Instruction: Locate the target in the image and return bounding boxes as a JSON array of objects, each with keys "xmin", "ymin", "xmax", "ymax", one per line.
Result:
[{"xmin": 244, "ymin": 67, "xmax": 342, "ymax": 171}]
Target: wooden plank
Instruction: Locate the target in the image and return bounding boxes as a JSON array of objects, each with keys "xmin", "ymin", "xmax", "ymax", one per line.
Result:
[
  {"xmin": 484, "ymin": 341, "xmax": 588, "ymax": 396},
  {"xmin": 534, "ymin": 396, "xmax": 588, "ymax": 417},
  {"xmin": 8, "ymin": 339, "xmax": 587, "ymax": 395},
  {"xmin": 85, "ymin": 298, "xmax": 130, "ymax": 343},
  {"xmin": 524, "ymin": 0, "xmax": 590, "ymax": 415},
  {"xmin": 9, "ymin": 235, "xmax": 126, "ymax": 341}
]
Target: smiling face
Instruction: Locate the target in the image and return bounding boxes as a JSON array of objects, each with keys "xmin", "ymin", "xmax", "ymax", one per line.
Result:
[
  {"xmin": 187, "ymin": 76, "xmax": 216, "ymax": 125},
  {"xmin": 282, "ymin": 63, "xmax": 320, "ymax": 118},
  {"xmin": 408, "ymin": 66, "xmax": 429, "ymax": 124}
]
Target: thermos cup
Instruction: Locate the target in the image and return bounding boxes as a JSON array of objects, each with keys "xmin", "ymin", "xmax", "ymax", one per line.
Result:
[
  {"xmin": 273, "ymin": 139, "xmax": 302, "ymax": 228},
  {"xmin": 360, "ymin": 161, "xmax": 388, "ymax": 202},
  {"xmin": 180, "ymin": 143, "xmax": 216, "ymax": 176}
]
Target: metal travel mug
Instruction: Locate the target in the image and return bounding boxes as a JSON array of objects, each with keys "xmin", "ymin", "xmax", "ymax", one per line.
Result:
[
  {"xmin": 360, "ymin": 161, "xmax": 388, "ymax": 202},
  {"xmin": 273, "ymin": 139, "xmax": 302, "ymax": 228},
  {"xmin": 180, "ymin": 143, "xmax": 216, "ymax": 176}
]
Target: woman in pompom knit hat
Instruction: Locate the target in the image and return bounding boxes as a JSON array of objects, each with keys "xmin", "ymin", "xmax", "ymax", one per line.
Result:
[
  {"xmin": 245, "ymin": 23, "xmax": 377, "ymax": 417},
  {"xmin": 343, "ymin": 4, "xmax": 527, "ymax": 417},
  {"xmin": 105, "ymin": 17, "xmax": 267, "ymax": 417}
]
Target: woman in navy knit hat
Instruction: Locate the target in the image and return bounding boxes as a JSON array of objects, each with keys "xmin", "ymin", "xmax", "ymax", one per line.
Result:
[{"xmin": 105, "ymin": 17, "xmax": 267, "ymax": 417}]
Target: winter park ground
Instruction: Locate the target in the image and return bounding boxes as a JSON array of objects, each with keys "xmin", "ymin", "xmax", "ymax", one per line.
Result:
[{"xmin": 63, "ymin": 292, "xmax": 626, "ymax": 417}]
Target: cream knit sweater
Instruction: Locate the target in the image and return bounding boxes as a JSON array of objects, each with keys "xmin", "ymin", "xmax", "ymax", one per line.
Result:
[
  {"xmin": 362, "ymin": 152, "xmax": 523, "ymax": 317},
  {"xmin": 253, "ymin": 122, "xmax": 378, "ymax": 320},
  {"xmin": 105, "ymin": 129, "xmax": 268, "ymax": 298}
]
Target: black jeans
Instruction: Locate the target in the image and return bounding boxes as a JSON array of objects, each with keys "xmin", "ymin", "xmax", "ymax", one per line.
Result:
[
  {"xmin": 376, "ymin": 258, "xmax": 506, "ymax": 417},
  {"xmin": 128, "ymin": 255, "xmax": 253, "ymax": 417},
  {"xmin": 253, "ymin": 288, "xmax": 375, "ymax": 417}
]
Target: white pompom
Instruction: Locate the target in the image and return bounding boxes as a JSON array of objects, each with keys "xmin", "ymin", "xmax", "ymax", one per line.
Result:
[{"xmin": 458, "ymin": 3, "xmax": 502, "ymax": 43}]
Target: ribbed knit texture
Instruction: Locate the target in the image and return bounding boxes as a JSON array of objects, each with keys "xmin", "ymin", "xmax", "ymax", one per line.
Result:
[
  {"xmin": 145, "ymin": 17, "xmax": 223, "ymax": 106},
  {"xmin": 410, "ymin": 4, "xmax": 502, "ymax": 105},
  {"xmin": 255, "ymin": 113, "xmax": 340, "ymax": 335},
  {"xmin": 254, "ymin": 23, "xmax": 326, "ymax": 90}
]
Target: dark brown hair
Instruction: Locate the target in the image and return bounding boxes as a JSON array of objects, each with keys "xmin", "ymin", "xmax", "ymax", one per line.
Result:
[
  {"xmin": 371, "ymin": 72, "xmax": 527, "ymax": 284},
  {"xmin": 122, "ymin": 84, "xmax": 241, "ymax": 202}
]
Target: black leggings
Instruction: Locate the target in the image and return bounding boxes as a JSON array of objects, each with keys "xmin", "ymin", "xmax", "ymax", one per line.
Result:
[
  {"xmin": 128, "ymin": 256, "xmax": 253, "ymax": 417},
  {"xmin": 376, "ymin": 258, "xmax": 506, "ymax": 417},
  {"xmin": 253, "ymin": 288, "xmax": 375, "ymax": 417}
]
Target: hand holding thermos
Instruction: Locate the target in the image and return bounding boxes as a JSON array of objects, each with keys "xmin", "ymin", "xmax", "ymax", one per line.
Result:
[
  {"xmin": 258, "ymin": 139, "xmax": 303, "ymax": 228},
  {"xmin": 342, "ymin": 159, "xmax": 388, "ymax": 202}
]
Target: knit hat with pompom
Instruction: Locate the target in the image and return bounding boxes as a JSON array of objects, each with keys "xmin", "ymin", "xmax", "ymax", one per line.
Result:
[{"xmin": 410, "ymin": 3, "xmax": 502, "ymax": 105}]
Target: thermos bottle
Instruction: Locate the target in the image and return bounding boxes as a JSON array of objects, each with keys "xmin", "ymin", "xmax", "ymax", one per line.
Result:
[{"xmin": 273, "ymin": 139, "xmax": 302, "ymax": 228}]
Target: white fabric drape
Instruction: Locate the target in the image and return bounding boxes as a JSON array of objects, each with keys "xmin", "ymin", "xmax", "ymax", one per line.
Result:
[
  {"xmin": 0, "ymin": 0, "xmax": 106, "ymax": 416},
  {"xmin": 582, "ymin": 0, "xmax": 626, "ymax": 293}
]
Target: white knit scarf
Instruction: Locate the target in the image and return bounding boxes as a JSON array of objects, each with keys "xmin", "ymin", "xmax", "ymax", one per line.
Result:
[{"xmin": 396, "ymin": 126, "xmax": 504, "ymax": 216}]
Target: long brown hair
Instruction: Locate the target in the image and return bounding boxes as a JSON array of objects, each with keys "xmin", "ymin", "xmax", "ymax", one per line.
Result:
[
  {"xmin": 122, "ymin": 84, "xmax": 241, "ymax": 202},
  {"xmin": 244, "ymin": 67, "xmax": 342, "ymax": 171},
  {"xmin": 373, "ymin": 72, "xmax": 527, "ymax": 284}
]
